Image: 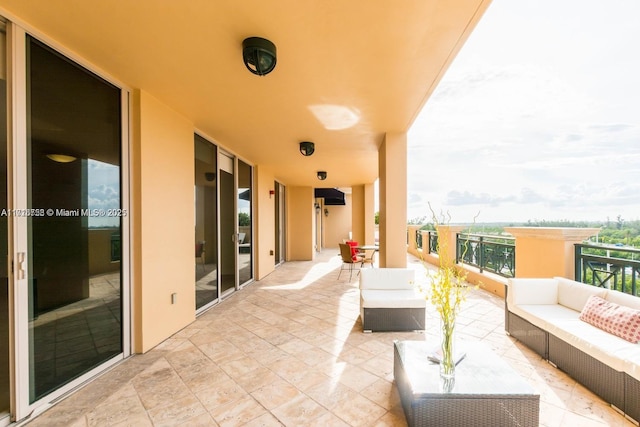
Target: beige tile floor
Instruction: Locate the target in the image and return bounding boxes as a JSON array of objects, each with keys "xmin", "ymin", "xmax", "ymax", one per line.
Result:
[{"xmin": 26, "ymin": 250, "xmax": 636, "ymax": 426}]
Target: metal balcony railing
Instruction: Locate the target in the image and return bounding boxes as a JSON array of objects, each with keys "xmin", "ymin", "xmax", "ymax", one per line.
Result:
[
  {"xmin": 456, "ymin": 234, "xmax": 516, "ymax": 278},
  {"xmin": 410, "ymin": 229, "xmax": 437, "ymax": 253},
  {"xmin": 575, "ymin": 243, "xmax": 640, "ymax": 296}
]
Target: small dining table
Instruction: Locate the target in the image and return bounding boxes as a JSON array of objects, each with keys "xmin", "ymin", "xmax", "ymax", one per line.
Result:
[{"xmin": 356, "ymin": 245, "xmax": 379, "ymax": 266}]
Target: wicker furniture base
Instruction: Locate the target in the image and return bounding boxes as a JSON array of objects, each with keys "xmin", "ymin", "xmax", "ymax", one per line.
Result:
[
  {"xmin": 505, "ymin": 304, "xmax": 640, "ymax": 423},
  {"xmin": 393, "ymin": 340, "xmax": 539, "ymax": 427},
  {"xmin": 626, "ymin": 374, "xmax": 640, "ymax": 423},
  {"xmin": 363, "ymin": 307, "xmax": 425, "ymax": 332},
  {"xmin": 506, "ymin": 312, "xmax": 548, "ymax": 359},
  {"xmin": 548, "ymin": 333, "xmax": 625, "ymax": 413}
]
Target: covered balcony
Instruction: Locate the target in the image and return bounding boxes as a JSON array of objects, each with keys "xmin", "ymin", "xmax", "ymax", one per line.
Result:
[
  {"xmin": 26, "ymin": 250, "xmax": 631, "ymax": 426},
  {"xmin": 1, "ymin": 1, "xmax": 637, "ymax": 426}
]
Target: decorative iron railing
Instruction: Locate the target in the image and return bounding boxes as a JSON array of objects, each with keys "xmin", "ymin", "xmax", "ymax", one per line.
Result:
[
  {"xmin": 111, "ymin": 232, "xmax": 121, "ymax": 262},
  {"xmin": 575, "ymin": 243, "xmax": 640, "ymax": 296},
  {"xmin": 428, "ymin": 231, "xmax": 438, "ymax": 254},
  {"xmin": 456, "ymin": 234, "xmax": 516, "ymax": 278},
  {"xmin": 416, "ymin": 230, "xmax": 423, "ymax": 250}
]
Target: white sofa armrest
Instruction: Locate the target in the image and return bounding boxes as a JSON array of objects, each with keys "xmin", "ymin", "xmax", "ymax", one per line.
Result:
[{"xmin": 359, "ymin": 268, "xmax": 415, "ymax": 290}]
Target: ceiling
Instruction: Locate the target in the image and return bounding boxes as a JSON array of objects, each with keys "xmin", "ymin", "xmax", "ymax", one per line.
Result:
[{"xmin": 1, "ymin": 0, "xmax": 491, "ymax": 187}]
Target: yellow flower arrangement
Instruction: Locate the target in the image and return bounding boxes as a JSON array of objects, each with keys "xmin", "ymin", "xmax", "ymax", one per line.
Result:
[{"xmin": 420, "ymin": 206, "xmax": 478, "ymax": 378}]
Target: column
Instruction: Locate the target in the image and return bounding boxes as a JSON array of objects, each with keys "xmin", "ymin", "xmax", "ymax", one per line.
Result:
[
  {"xmin": 505, "ymin": 227, "xmax": 600, "ymax": 279},
  {"xmin": 379, "ymin": 132, "xmax": 407, "ymax": 268}
]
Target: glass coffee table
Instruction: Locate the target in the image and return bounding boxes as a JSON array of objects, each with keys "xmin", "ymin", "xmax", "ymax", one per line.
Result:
[{"xmin": 393, "ymin": 340, "xmax": 539, "ymax": 427}]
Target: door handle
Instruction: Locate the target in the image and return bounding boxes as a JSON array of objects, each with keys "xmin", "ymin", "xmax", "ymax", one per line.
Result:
[{"xmin": 17, "ymin": 252, "xmax": 25, "ymax": 280}]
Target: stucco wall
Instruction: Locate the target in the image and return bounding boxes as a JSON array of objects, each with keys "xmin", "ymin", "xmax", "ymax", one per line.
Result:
[
  {"xmin": 255, "ymin": 166, "xmax": 276, "ymax": 279},
  {"xmin": 132, "ymin": 90, "xmax": 195, "ymax": 353},
  {"xmin": 287, "ymin": 186, "xmax": 314, "ymax": 260},
  {"xmin": 323, "ymin": 194, "xmax": 352, "ymax": 248}
]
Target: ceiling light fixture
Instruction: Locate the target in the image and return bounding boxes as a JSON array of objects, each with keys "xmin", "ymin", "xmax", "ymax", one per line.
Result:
[
  {"xmin": 242, "ymin": 37, "xmax": 277, "ymax": 76},
  {"xmin": 299, "ymin": 141, "xmax": 315, "ymax": 156},
  {"xmin": 317, "ymin": 171, "xmax": 327, "ymax": 180},
  {"xmin": 46, "ymin": 154, "xmax": 77, "ymax": 163}
]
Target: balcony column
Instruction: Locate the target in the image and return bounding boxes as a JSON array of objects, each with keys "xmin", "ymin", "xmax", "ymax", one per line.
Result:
[
  {"xmin": 287, "ymin": 186, "xmax": 315, "ymax": 260},
  {"xmin": 379, "ymin": 132, "xmax": 407, "ymax": 268},
  {"xmin": 435, "ymin": 225, "xmax": 466, "ymax": 265},
  {"xmin": 505, "ymin": 227, "xmax": 600, "ymax": 279},
  {"xmin": 351, "ymin": 183, "xmax": 376, "ymax": 245}
]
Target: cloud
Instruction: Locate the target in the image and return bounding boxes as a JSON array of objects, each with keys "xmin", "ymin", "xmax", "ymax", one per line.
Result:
[{"xmin": 406, "ymin": 1, "xmax": 640, "ymax": 223}]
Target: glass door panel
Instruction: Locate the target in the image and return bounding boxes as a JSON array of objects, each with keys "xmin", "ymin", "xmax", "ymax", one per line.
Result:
[
  {"xmin": 274, "ymin": 181, "xmax": 285, "ymax": 266},
  {"xmin": 237, "ymin": 160, "xmax": 252, "ymax": 285},
  {"xmin": 194, "ymin": 135, "xmax": 218, "ymax": 309},
  {"xmin": 219, "ymin": 153, "xmax": 236, "ymax": 294},
  {"xmin": 0, "ymin": 19, "xmax": 9, "ymax": 419},
  {"xmin": 25, "ymin": 36, "xmax": 122, "ymax": 403}
]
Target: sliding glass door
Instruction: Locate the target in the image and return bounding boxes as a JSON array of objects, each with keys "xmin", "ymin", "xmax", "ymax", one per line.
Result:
[
  {"xmin": 0, "ymin": 19, "xmax": 9, "ymax": 422},
  {"xmin": 238, "ymin": 160, "xmax": 252, "ymax": 285},
  {"xmin": 274, "ymin": 181, "xmax": 285, "ymax": 266},
  {"xmin": 13, "ymin": 32, "xmax": 126, "ymax": 413},
  {"xmin": 219, "ymin": 152, "xmax": 236, "ymax": 295},
  {"xmin": 194, "ymin": 135, "xmax": 218, "ymax": 310}
]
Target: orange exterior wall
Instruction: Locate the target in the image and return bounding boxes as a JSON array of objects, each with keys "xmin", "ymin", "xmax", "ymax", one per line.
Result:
[
  {"xmin": 255, "ymin": 165, "xmax": 276, "ymax": 279},
  {"xmin": 132, "ymin": 90, "xmax": 195, "ymax": 353},
  {"xmin": 323, "ymin": 194, "xmax": 352, "ymax": 248},
  {"xmin": 287, "ymin": 186, "xmax": 314, "ymax": 260}
]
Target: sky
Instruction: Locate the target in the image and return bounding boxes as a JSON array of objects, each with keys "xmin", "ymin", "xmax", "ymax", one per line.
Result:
[{"xmin": 406, "ymin": 0, "xmax": 640, "ymax": 224}]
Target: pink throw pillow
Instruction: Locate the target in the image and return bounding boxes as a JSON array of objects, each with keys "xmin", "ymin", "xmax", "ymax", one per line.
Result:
[{"xmin": 579, "ymin": 295, "xmax": 640, "ymax": 344}]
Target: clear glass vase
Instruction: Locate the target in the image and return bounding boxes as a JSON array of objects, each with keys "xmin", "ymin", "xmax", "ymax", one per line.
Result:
[{"xmin": 439, "ymin": 317, "xmax": 456, "ymax": 379}]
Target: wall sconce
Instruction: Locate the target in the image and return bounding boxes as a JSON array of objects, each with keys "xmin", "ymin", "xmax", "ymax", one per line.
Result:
[
  {"xmin": 314, "ymin": 202, "xmax": 321, "ymax": 214},
  {"xmin": 269, "ymin": 189, "xmax": 275, "ymax": 198},
  {"xmin": 299, "ymin": 141, "xmax": 315, "ymax": 156},
  {"xmin": 317, "ymin": 171, "xmax": 327, "ymax": 180},
  {"xmin": 324, "ymin": 208, "xmax": 329, "ymax": 217},
  {"xmin": 242, "ymin": 37, "xmax": 277, "ymax": 76}
]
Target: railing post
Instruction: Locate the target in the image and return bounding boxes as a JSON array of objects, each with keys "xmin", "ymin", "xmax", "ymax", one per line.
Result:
[
  {"xmin": 504, "ymin": 227, "xmax": 599, "ymax": 279},
  {"xmin": 478, "ymin": 236, "xmax": 484, "ymax": 274},
  {"xmin": 574, "ymin": 244, "xmax": 582, "ymax": 283},
  {"xmin": 435, "ymin": 225, "xmax": 465, "ymax": 267}
]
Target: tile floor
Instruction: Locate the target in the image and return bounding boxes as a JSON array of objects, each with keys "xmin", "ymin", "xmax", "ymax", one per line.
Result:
[{"xmin": 26, "ymin": 251, "xmax": 636, "ymax": 426}]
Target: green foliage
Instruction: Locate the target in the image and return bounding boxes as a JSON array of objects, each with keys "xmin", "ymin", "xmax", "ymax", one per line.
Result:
[
  {"xmin": 374, "ymin": 211, "xmax": 379, "ymax": 225},
  {"xmin": 238, "ymin": 212, "xmax": 251, "ymax": 226}
]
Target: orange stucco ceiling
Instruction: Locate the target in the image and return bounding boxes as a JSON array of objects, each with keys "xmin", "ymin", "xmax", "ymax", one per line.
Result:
[{"xmin": 1, "ymin": 0, "xmax": 491, "ymax": 187}]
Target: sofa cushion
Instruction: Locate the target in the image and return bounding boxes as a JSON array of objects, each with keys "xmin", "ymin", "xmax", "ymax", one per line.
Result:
[
  {"xmin": 550, "ymin": 318, "xmax": 634, "ymax": 372},
  {"xmin": 513, "ymin": 304, "xmax": 579, "ymax": 332},
  {"xmin": 555, "ymin": 277, "xmax": 607, "ymax": 312},
  {"xmin": 579, "ymin": 295, "xmax": 640, "ymax": 344},
  {"xmin": 359, "ymin": 268, "xmax": 415, "ymax": 290},
  {"xmin": 605, "ymin": 289, "xmax": 640, "ymax": 311},
  {"xmin": 360, "ymin": 289, "xmax": 426, "ymax": 309},
  {"xmin": 507, "ymin": 278, "xmax": 558, "ymax": 306}
]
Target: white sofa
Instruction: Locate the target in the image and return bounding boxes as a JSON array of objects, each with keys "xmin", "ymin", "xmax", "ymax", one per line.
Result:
[
  {"xmin": 359, "ymin": 268, "xmax": 426, "ymax": 332},
  {"xmin": 506, "ymin": 276, "xmax": 640, "ymax": 422}
]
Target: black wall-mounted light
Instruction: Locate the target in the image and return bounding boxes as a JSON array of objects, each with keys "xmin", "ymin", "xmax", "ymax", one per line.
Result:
[
  {"xmin": 314, "ymin": 202, "xmax": 321, "ymax": 214},
  {"xmin": 324, "ymin": 208, "xmax": 329, "ymax": 217},
  {"xmin": 299, "ymin": 141, "xmax": 315, "ymax": 156},
  {"xmin": 317, "ymin": 171, "xmax": 327, "ymax": 180},
  {"xmin": 242, "ymin": 37, "xmax": 277, "ymax": 76}
]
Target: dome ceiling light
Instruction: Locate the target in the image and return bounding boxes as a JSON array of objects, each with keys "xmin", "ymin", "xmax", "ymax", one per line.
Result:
[
  {"xmin": 299, "ymin": 141, "xmax": 315, "ymax": 156},
  {"xmin": 242, "ymin": 37, "xmax": 277, "ymax": 76}
]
